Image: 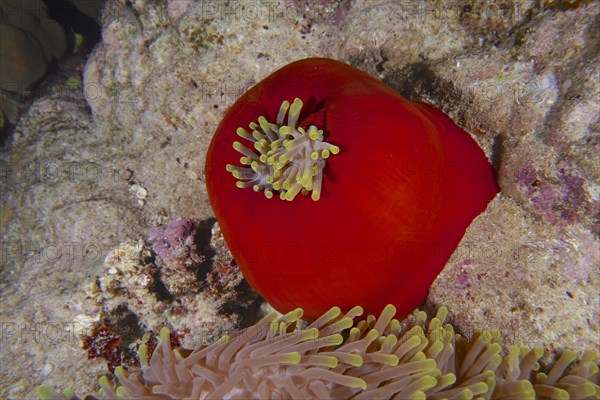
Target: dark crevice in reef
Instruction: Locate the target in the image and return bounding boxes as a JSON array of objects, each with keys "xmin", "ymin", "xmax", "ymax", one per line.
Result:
[
  {"xmin": 149, "ymin": 268, "xmax": 175, "ymax": 302},
  {"xmin": 385, "ymin": 63, "xmax": 454, "ymax": 103},
  {"xmin": 489, "ymin": 135, "xmax": 504, "ymax": 173},
  {"xmin": 375, "ymin": 51, "xmax": 388, "ymax": 74},
  {"xmin": 142, "ymin": 251, "xmax": 176, "ymax": 302},
  {"xmin": 105, "ymin": 304, "xmax": 145, "ymax": 349},
  {"xmin": 42, "ymin": 0, "xmax": 103, "ymax": 50},
  {"xmin": 196, "ymin": 218, "xmax": 263, "ymax": 322},
  {"xmin": 384, "ymin": 62, "xmax": 470, "ymax": 127},
  {"xmin": 220, "ymin": 293, "xmax": 263, "ymax": 327},
  {"xmin": 194, "ymin": 217, "xmax": 217, "ymax": 283}
]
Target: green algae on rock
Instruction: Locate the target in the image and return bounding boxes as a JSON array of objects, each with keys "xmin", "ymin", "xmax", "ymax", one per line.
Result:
[{"xmin": 39, "ymin": 305, "xmax": 599, "ymax": 399}]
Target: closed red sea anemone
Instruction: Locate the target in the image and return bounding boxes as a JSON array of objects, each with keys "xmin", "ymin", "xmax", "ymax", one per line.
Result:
[{"xmin": 205, "ymin": 58, "xmax": 499, "ymax": 319}]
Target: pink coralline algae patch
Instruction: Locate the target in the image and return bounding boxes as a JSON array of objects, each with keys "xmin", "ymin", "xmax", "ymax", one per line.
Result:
[
  {"xmin": 515, "ymin": 163, "xmax": 538, "ymax": 189},
  {"xmin": 552, "ymin": 231, "xmax": 599, "ymax": 282},
  {"xmin": 515, "ymin": 162, "xmax": 594, "ymax": 226},
  {"xmin": 148, "ymin": 219, "xmax": 202, "ymax": 268},
  {"xmin": 448, "ymin": 260, "xmax": 474, "ymax": 290}
]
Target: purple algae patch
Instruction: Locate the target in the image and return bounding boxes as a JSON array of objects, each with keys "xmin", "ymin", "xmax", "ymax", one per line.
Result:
[
  {"xmin": 148, "ymin": 219, "xmax": 200, "ymax": 267},
  {"xmin": 515, "ymin": 163, "xmax": 593, "ymax": 226}
]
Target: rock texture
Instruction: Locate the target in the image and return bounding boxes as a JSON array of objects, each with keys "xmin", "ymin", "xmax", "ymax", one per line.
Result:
[
  {"xmin": 0, "ymin": 0, "xmax": 68, "ymax": 129},
  {"xmin": 0, "ymin": 0, "xmax": 597, "ymax": 397}
]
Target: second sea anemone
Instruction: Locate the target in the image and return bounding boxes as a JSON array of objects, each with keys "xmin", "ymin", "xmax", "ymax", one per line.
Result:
[{"xmin": 39, "ymin": 304, "xmax": 600, "ymax": 399}]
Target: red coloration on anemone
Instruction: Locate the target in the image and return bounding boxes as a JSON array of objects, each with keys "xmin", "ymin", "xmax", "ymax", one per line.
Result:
[{"xmin": 205, "ymin": 58, "xmax": 499, "ymax": 319}]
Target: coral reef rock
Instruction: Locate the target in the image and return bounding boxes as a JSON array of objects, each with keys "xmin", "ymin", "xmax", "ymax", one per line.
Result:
[{"xmin": 1, "ymin": 0, "xmax": 598, "ymax": 398}]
